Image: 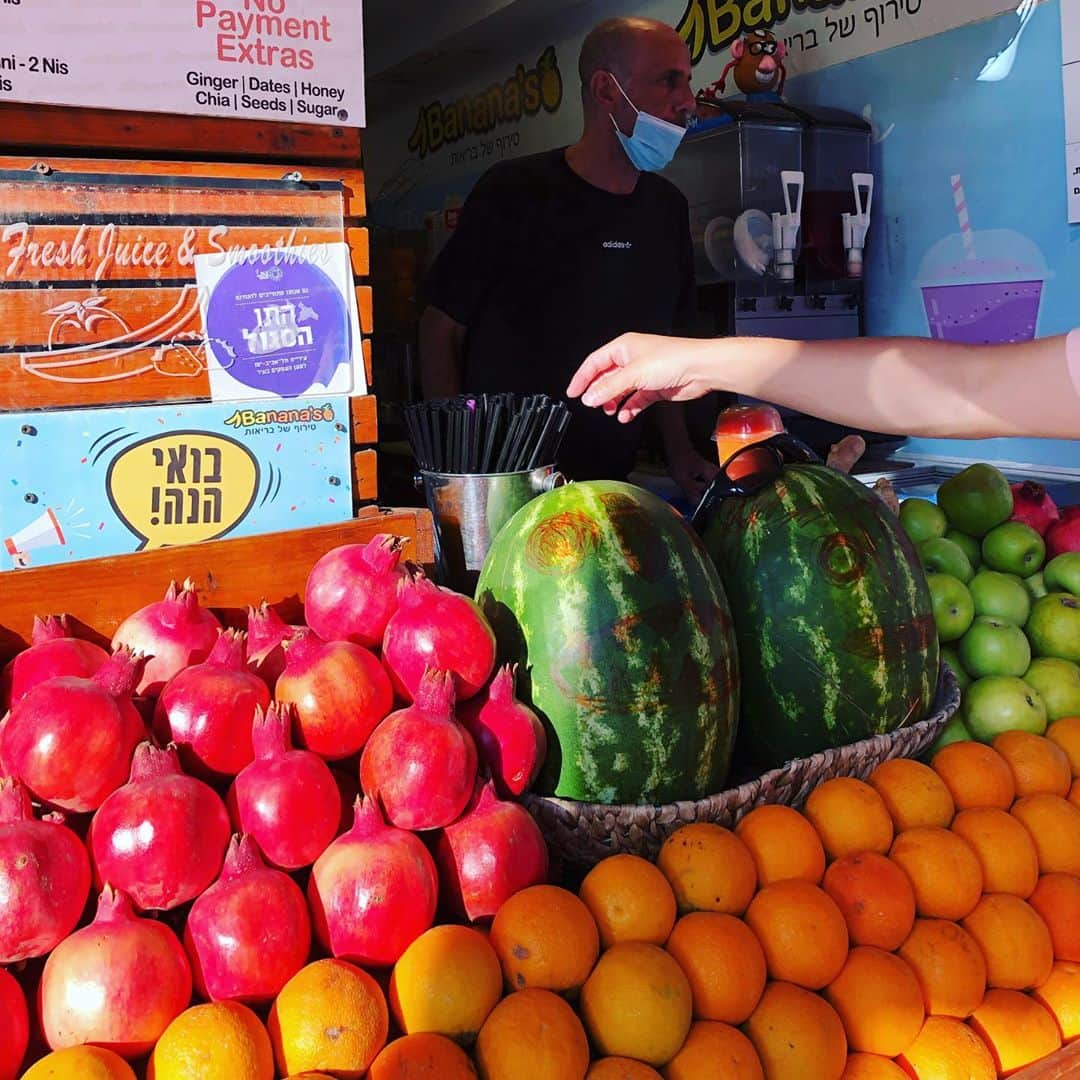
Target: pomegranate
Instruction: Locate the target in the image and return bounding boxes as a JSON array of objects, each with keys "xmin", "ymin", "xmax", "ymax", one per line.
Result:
[
  {"xmin": 0, "ymin": 646, "xmax": 146, "ymax": 813},
  {"xmin": 1011, "ymin": 481, "xmax": 1060, "ymax": 536},
  {"xmin": 111, "ymin": 578, "xmax": 222, "ymax": 697},
  {"xmin": 304, "ymin": 534, "xmax": 407, "ymax": 647},
  {"xmin": 226, "ymin": 702, "xmax": 339, "ymax": 870},
  {"xmin": 88, "ymin": 742, "xmax": 230, "ymax": 911},
  {"xmin": 274, "ymin": 629, "xmax": 393, "ymax": 760},
  {"xmin": 246, "ymin": 600, "xmax": 303, "ymax": 689},
  {"xmin": 0, "ymin": 615, "xmax": 108, "ymax": 709},
  {"xmin": 360, "ymin": 669, "xmax": 477, "ymax": 831},
  {"xmin": 308, "ymin": 797, "xmax": 438, "ymax": 966},
  {"xmin": 39, "ymin": 884, "xmax": 192, "ymax": 1057},
  {"xmin": 0, "ymin": 967, "xmax": 28, "ymax": 1080},
  {"xmin": 382, "ymin": 568, "xmax": 496, "ymax": 701},
  {"xmin": 153, "ymin": 629, "xmax": 270, "ymax": 781},
  {"xmin": 458, "ymin": 663, "xmax": 547, "ymax": 797},
  {"xmin": 0, "ymin": 777, "xmax": 90, "ymax": 963},
  {"xmin": 434, "ymin": 780, "xmax": 549, "ymax": 922},
  {"xmin": 184, "ymin": 834, "xmax": 311, "ymax": 1004},
  {"xmin": 1047, "ymin": 505, "xmax": 1080, "ymax": 559}
]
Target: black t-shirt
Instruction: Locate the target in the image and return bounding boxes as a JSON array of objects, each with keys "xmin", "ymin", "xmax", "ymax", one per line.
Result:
[{"xmin": 423, "ymin": 148, "xmax": 695, "ymax": 481}]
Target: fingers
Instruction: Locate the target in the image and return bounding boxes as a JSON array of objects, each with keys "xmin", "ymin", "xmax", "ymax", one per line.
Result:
[
  {"xmin": 614, "ymin": 389, "xmax": 665, "ymax": 423},
  {"xmin": 566, "ymin": 338, "xmax": 629, "ymax": 399}
]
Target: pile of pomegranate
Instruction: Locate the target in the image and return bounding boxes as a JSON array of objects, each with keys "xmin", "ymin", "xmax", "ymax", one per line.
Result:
[{"xmin": 0, "ymin": 536, "xmax": 550, "ymax": 1074}]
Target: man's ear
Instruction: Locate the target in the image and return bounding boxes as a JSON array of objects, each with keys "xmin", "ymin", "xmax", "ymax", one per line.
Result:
[
  {"xmin": 589, "ymin": 69, "xmax": 621, "ymax": 110},
  {"xmin": 731, "ymin": 39, "xmax": 746, "ymax": 60}
]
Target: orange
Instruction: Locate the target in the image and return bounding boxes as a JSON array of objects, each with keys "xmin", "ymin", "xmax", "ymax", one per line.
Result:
[
  {"xmin": 268, "ymin": 958, "xmax": 388, "ymax": 1078},
  {"xmin": 662, "ymin": 1020, "xmax": 764, "ymax": 1080},
  {"xmin": 148, "ymin": 1001, "xmax": 272, "ymax": 1080},
  {"xmin": 895, "ymin": 1016, "xmax": 996, "ymax": 1080},
  {"xmin": 931, "ymin": 741, "xmax": 1016, "ymax": 810},
  {"xmin": 961, "ymin": 894, "xmax": 1054, "ymax": 990},
  {"xmin": 1071, "ymin": 778, "xmax": 1080, "ymax": 808},
  {"xmin": 1011, "ymin": 794, "xmax": 1080, "ymax": 875},
  {"xmin": 475, "ymin": 988, "xmax": 589, "ymax": 1080},
  {"xmin": 20, "ymin": 1047, "xmax": 136, "ymax": 1080},
  {"xmin": 869, "ymin": 758, "xmax": 955, "ymax": 831},
  {"xmin": 744, "ymin": 981, "xmax": 848, "ymax": 1080},
  {"xmin": 579, "ymin": 854, "xmax": 677, "ymax": 948},
  {"xmin": 664, "ymin": 911, "xmax": 766, "ymax": 1024},
  {"xmin": 804, "ymin": 778, "xmax": 894, "ymax": 859},
  {"xmin": 949, "ymin": 807, "xmax": 1040, "ymax": 898},
  {"xmin": 897, "ymin": 919, "xmax": 987, "ymax": 1019},
  {"xmin": 579, "ymin": 942, "xmax": 692, "ymax": 1066},
  {"xmin": 368, "ymin": 1033, "xmax": 477, "ymax": 1079},
  {"xmin": 969, "ymin": 989, "xmax": 1062, "ymax": 1075},
  {"xmin": 824, "ymin": 946, "xmax": 925, "ymax": 1057},
  {"xmin": 1033, "ymin": 960, "xmax": 1080, "ymax": 1043},
  {"xmin": 488, "ymin": 884, "xmax": 599, "ymax": 994},
  {"xmin": 1029, "ymin": 873, "xmax": 1080, "ymax": 962},
  {"xmin": 656, "ymin": 823, "xmax": 757, "ymax": 915},
  {"xmin": 840, "ymin": 1054, "xmax": 908, "ymax": 1079},
  {"xmin": 822, "ymin": 852, "xmax": 916, "ymax": 950},
  {"xmin": 389, "ymin": 925, "xmax": 502, "ymax": 1044},
  {"xmin": 992, "ymin": 730, "xmax": 1072, "ymax": 797},
  {"xmin": 888, "ymin": 828, "xmax": 983, "ymax": 920},
  {"xmin": 1046, "ymin": 716, "xmax": 1080, "ymax": 777},
  {"xmin": 735, "ymin": 804, "xmax": 826, "ymax": 885},
  {"xmin": 587, "ymin": 1059, "xmax": 663, "ymax": 1080},
  {"xmin": 744, "ymin": 879, "xmax": 849, "ymax": 990}
]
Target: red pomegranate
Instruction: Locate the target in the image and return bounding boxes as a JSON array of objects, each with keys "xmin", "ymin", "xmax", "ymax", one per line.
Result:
[
  {"xmin": 1047, "ymin": 505, "xmax": 1080, "ymax": 559},
  {"xmin": 226, "ymin": 702, "xmax": 340, "ymax": 870},
  {"xmin": 0, "ymin": 615, "xmax": 108, "ymax": 710},
  {"xmin": 360, "ymin": 669, "xmax": 477, "ymax": 831},
  {"xmin": 0, "ymin": 777, "xmax": 90, "ymax": 963},
  {"xmin": 1011, "ymin": 481, "xmax": 1060, "ymax": 536},
  {"xmin": 434, "ymin": 780, "xmax": 549, "ymax": 922},
  {"xmin": 308, "ymin": 797, "xmax": 438, "ymax": 967},
  {"xmin": 153, "ymin": 629, "xmax": 270, "ymax": 781},
  {"xmin": 0, "ymin": 967, "xmax": 28, "ymax": 1080},
  {"xmin": 246, "ymin": 600, "xmax": 303, "ymax": 689},
  {"xmin": 0, "ymin": 646, "xmax": 146, "ymax": 813},
  {"xmin": 184, "ymin": 834, "xmax": 311, "ymax": 1004},
  {"xmin": 381, "ymin": 569, "xmax": 496, "ymax": 702},
  {"xmin": 88, "ymin": 742, "xmax": 230, "ymax": 911},
  {"xmin": 39, "ymin": 885, "xmax": 192, "ymax": 1057},
  {"xmin": 111, "ymin": 578, "xmax": 222, "ymax": 697},
  {"xmin": 458, "ymin": 663, "xmax": 547, "ymax": 797},
  {"xmin": 304, "ymin": 534, "xmax": 408, "ymax": 647},
  {"xmin": 275, "ymin": 630, "xmax": 394, "ymax": 760}
]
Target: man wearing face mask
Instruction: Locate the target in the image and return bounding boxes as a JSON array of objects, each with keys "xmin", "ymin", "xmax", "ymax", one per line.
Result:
[{"xmin": 418, "ymin": 16, "xmax": 716, "ymax": 498}]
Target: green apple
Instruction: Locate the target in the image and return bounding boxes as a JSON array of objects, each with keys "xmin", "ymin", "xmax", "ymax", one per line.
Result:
[
  {"xmin": 982, "ymin": 522, "xmax": 1046, "ymax": 578},
  {"xmin": 919, "ymin": 538, "xmax": 974, "ymax": 584},
  {"xmin": 900, "ymin": 498, "xmax": 948, "ymax": 545},
  {"xmin": 1024, "ymin": 572, "xmax": 1049, "ymax": 602},
  {"xmin": 1044, "ymin": 553, "xmax": 1080, "ymax": 596},
  {"xmin": 946, "ymin": 530, "xmax": 982, "ymax": 571},
  {"xmin": 1023, "ymin": 657, "xmax": 1080, "ymax": 721},
  {"xmin": 958, "ymin": 617, "xmax": 1031, "ymax": 678},
  {"xmin": 968, "ymin": 570, "xmax": 1032, "ymax": 626},
  {"xmin": 940, "ymin": 644, "xmax": 972, "ymax": 692},
  {"xmin": 1027, "ymin": 593, "xmax": 1080, "ymax": 664},
  {"xmin": 927, "ymin": 573, "xmax": 975, "ymax": 643},
  {"xmin": 936, "ymin": 464, "xmax": 1014, "ymax": 537},
  {"xmin": 927, "ymin": 714, "xmax": 973, "ymax": 757},
  {"xmin": 961, "ymin": 675, "xmax": 1048, "ymax": 742}
]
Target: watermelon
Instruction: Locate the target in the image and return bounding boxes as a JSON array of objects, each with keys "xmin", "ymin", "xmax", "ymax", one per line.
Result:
[
  {"xmin": 703, "ymin": 464, "xmax": 939, "ymax": 768},
  {"xmin": 475, "ymin": 481, "xmax": 739, "ymax": 805}
]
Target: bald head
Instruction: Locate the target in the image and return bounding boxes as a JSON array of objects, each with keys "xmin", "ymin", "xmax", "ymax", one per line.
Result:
[{"xmin": 579, "ymin": 17, "xmax": 679, "ymax": 90}]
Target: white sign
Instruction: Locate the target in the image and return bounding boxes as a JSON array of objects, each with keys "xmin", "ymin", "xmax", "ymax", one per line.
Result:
[
  {"xmin": 0, "ymin": 0, "xmax": 365, "ymax": 127},
  {"xmin": 1063, "ymin": 0, "xmax": 1080, "ymax": 221}
]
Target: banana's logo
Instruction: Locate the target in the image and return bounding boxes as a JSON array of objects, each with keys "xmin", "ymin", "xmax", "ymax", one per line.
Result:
[{"xmin": 408, "ymin": 47, "xmax": 563, "ymax": 160}]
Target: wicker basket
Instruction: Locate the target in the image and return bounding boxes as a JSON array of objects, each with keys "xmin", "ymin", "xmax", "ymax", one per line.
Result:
[{"xmin": 522, "ymin": 664, "xmax": 961, "ymax": 871}]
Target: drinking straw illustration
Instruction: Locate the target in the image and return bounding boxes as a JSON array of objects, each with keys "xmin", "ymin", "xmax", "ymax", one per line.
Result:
[{"xmin": 950, "ymin": 174, "xmax": 976, "ymax": 260}]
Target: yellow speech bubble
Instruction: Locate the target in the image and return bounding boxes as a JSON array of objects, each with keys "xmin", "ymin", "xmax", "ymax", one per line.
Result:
[{"xmin": 106, "ymin": 432, "xmax": 260, "ymax": 549}]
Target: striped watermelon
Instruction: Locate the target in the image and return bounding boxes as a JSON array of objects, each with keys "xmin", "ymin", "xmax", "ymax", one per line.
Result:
[
  {"xmin": 475, "ymin": 481, "xmax": 739, "ymax": 805},
  {"xmin": 704, "ymin": 464, "xmax": 938, "ymax": 768}
]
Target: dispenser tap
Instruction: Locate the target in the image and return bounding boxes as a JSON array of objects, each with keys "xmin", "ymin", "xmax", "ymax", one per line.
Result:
[
  {"xmin": 841, "ymin": 172, "xmax": 874, "ymax": 279},
  {"xmin": 771, "ymin": 170, "xmax": 804, "ymax": 282}
]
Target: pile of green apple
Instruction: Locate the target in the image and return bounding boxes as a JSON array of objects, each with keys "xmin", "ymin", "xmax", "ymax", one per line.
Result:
[{"xmin": 898, "ymin": 464, "xmax": 1080, "ymax": 750}]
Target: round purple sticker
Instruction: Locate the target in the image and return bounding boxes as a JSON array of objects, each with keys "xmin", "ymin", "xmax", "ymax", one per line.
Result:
[{"xmin": 205, "ymin": 256, "xmax": 350, "ymax": 398}]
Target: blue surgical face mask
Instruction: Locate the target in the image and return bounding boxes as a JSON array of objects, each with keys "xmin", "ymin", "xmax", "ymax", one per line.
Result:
[{"xmin": 608, "ymin": 74, "xmax": 687, "ymax": 172}]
